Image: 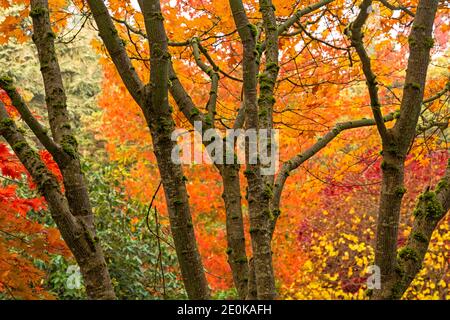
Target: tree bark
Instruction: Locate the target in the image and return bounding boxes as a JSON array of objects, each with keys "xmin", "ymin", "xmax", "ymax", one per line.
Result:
[
  {"xmin": 140, "ymin": 0, "xmax": 211, "ymax": 299},
  {"xmin": 1, "ymin": 0, "xmax": 117, "ymax": 299},
  {"xmin": 221, "ymin": 163, "xmax": 249, "ymax": 298},
  {"xmin": 87, "ymin": 0, "xmax": 211, "ymax": 299},
  {"xmin": 147, "ymin": 111, "xmax": 210, "ymax": 299},
  {"xmin": 385, "ymin": 162, "xmax": 449, "ymax": 299},
  {"xmin": 229, "ymin": 0, "xmax": 277, "ymax": 300},
  {"xmin": 0, "ymin": 104, "xmax": 115, "ymax": 299},
  {"xmin": 363, "ymin": 0, "xmax": 439, "ymax": 299},
  {"xmin": 168, "ymin": 65, "xmax": 249, "ymax": 298}
]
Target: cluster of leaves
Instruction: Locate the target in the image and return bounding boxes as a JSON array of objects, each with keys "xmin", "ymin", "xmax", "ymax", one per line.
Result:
[
  {"xmin": 91, "ymin": 0, "xmax": 449, "ymax": 297},
  {"xmin": 281, "ymin": 150, "xmax": 449, "ymax": 299},
  {"xmin": 0, "ymin": 142, "xmax": 69, "ymax": 300},
  {"xmin": 0, "ymin": 0, "xmax": 448, "ymax": 299},
  {"xmin": 85, "ymin": 160, "xmax": 186, "ymax": 299}
]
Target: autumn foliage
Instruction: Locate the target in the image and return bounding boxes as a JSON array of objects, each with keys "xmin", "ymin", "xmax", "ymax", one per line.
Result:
[
  {"xmin": 0, "ymin": 140, "xmax": 69, "ymax": 299},
  {"xmin": 0, "ymin": 0, "xmax": 449, "ymax": 300}
]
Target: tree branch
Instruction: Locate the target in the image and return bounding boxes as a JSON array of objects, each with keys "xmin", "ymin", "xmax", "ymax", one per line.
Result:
[
  {"xmin": 168, "ymin": 63, "xmax": 208, "ymax": 127},
  {"xmin": 277, "ymin": 0, "xmax": 335, "ymax": 36},
  {"xmin": 347, "ymin": 0, "xmax": 389, "ymax": 142},
  {"xmin": 87, "ymin": 0, "xmax": 145, "ymax": 103},
  {"xmin": 0, "ymin": 76, "xmax": 64, "ymax": 161},
  {"xmin": 271, "ymin": 112, "xmax": 396, "ymax": 234},
  {"xmin": 191, "ymin": 38, "xmax": 219, "ymax": 120},
  {"xmin": 378, "ymin": 0, "xmax": 415, "ymax": 18},
  {"xmin": 30, "ymin": 0, "xmax": 74, "ymax": 147},
  {"xmin": 259, "ymin": 0, "xmax": 279, "ymax": 131},
  {"xmin": 423, "ymin": 81, "xmax": 450, "ymax": 104}
]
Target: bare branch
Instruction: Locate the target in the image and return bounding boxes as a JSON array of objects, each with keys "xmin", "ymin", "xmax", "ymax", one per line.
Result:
[
  {"xmin": 271, "ymin": 111, "xmax": 397, "ymax": 233},
  {"xmin": 87, "ymin": 0, "xmax": 145, "ymax": 103},
  {"xmin": 423, "ymin": 81, "xmax": 450, "ymax": 104},
  {"xmin": 0, "ymin": 76, "xmax": 64, "ymax": 161},
  {"xmin": 378, "ymin": 0, "xmax": 415, "ymax": 17},
  {"xmin": 277, "ymin": 0, "xmax": 335, "ymax": 36},
  {"xmin": 191, "ymin": 38, "xmax": 219, "ymax": 120},
  {"xmin": 347, "ymin": 0, "xmax": 389, "ymax": 141}
]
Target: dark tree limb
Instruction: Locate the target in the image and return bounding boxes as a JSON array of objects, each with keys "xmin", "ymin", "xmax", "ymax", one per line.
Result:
[
  {"xmin": 348, "ymin": 0, "xmax": 389, "ymax": 142},
  {"xmin": 277, "ymin": 0, "xmax": 335, "ymax": 36},
  {"xmin": 271, "ymin": 112, "xmax": 397, "ymax": 235},
  {"xmin": 378, "ymin": 0, "xmax": 415, "ymax": 17},
  {"xmin": 87, "ymin": 0, "xmax": 145, "ymax": 104},
  {"xmin": 0, "ymin": 77, "xmax": 64, "ymax": 161}
]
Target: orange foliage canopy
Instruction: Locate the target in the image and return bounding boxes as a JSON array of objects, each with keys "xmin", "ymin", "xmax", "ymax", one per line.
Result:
[
  {"xmin": 0, "ymin": 91, "xmax": 69, "ymax": 299},
  {"xmin": 0, "ymin": 0, "xmax": 448, "ymax": 295},
  {"xmin": 89, "ymin": 1, "xmax": 448, "ymax": 292}
]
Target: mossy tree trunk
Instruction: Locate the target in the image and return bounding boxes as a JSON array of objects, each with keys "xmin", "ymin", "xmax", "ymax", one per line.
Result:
[
  {"xmin": 373, "ymin": 0, "xmax": 442, "ymax": 299},
  {"xmin": 388, "ymin": 166, "xmax": 450, "ymax": 299},
  {"xmin": 168, "ymin": 63, "xmax": 249, "ymax": 299},
  {"xmin": 1, "ymin": 0, "xmax": 116, "ymax": 299},
  {"xmin": 141, "ymin": 0, "xmax": 210, "ymax": 298},
  {"xmin": 221, "ymin": 163, "xmax": 249, "ymax": 298},
  {"xmin": 87, "ymin": 0, "xmax": 210, "ymax": 299},
  {"xmin": 346, "ymin": 0, "xmax": 443, "ymax": 299},
  {"xmin": 228, "ymin": 0, "xmax": 277, "ymax": 300}
]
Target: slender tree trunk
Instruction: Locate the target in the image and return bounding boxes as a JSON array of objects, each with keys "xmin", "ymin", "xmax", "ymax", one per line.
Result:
[
  {"xmin": 150, "ymin": 119, "xmax": 210, "ymax": 299},
  {"xmin": 7, "ymin": 0, "xmax": 117, "ymax": 299},
  {"xmin": 141, "ymin": 1, "xmax": 210, "ymax": 299},
  {"xmin": 31, "ymin": 0, "xmax": 94, "ymax": 225},
  {"xmin": 169, "ymin": 65, "xmax": 249, "ymax": 298},
  {"xmin": 371, "ymin": 0, "xmax": 440, "ymax": 299},
  {"xmin": 222, "ymin": 164, "xmax": 249, "ymax": 299},
  {"xmin": 373, "ymin": 147, "xmax": 406, "ymax": 298},
  {"xmin": 142, "ymin": 101, "xmax": 210, "ymax": 299},
  {"xmin": 87, "ymin": 0, "xmax": 210, "ymax": 299},
  {"xmin": 0, "ymin": 105, "xmax": 115, "ymax": 299},
  {"xmin": 229, "ymin": 0, "xmax": 277, "ymax": 300}
]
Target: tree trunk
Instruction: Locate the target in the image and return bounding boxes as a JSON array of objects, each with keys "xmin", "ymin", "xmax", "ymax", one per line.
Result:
[
  {"xmin": 144, "ymin": 105, "xmax": 211, "ymax": 299},
  {"xmin": 19, "ymin": 0, "xmax": 116, "ymax": 299},
  {"xmin": 0, "ymin": 106, "xmax": 115, "ymax": 299},
  {"xmin": 373, "ymin": 147, "xmax": 406, "ymax": 298},
  {"xmin": 371, "ymin": 0, "xmax": 440, "ymax": 299},
  {"xmin": 141, "ymin": 0, "xmax": 210, "ymax": 299},
  {"xmin": 168, "ymin": 65, "xmax": 249, "ymax": 298},
  {"xmin": 221, "ymin": 164, "xmax": 249, "ymax": 299},
  {"xmin": 229, "ymin": 0, "xmax": 277, "ymax": 299}
]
